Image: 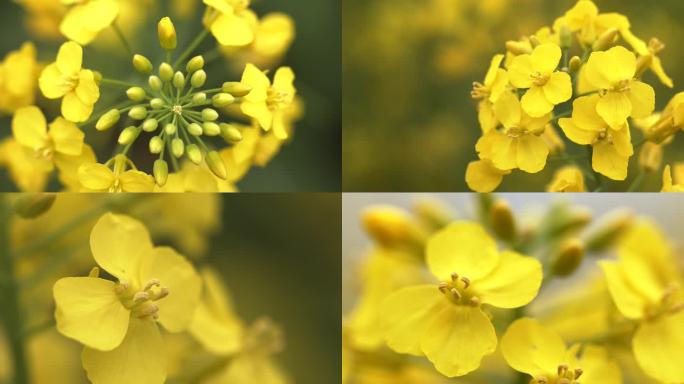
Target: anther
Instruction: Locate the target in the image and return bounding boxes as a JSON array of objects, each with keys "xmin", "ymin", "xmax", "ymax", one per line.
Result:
[
  {"xmin": 438, "ymin": 282, "xmax": 449, "ymax": 293},
  {"xmin": 136, "ymin": 303, "xmax": 159, "ymax": 319},
  {"xmin": 574, "ymin": 368, "xmax": 583, "ymax": 379},
  {"xmin": 143, "ymin": 279, "xmax": 161, "ymax": 291},
  {"xmin": 450, "ymin": 272, "xmax": 459, "ymax": 281},
  {"xmin": 461, "ymin": 277, "xmax": 471, "ymax": 289},
  {"xmin": 451, "ymin": 288, "xmax": 461, "ymax": 300},
  {"xmin": 115, "ymin": 281, "xmax": 129, "ymax": 295},
  {"xmin": 557, "ymin": 364, "xmax": 568, "ymax": 376},
  {"xmin": 469, "ymin": 296, "xmax": 480, "ymax": 306},
  {"xmin": 153, "ymin": 287, "xmax": 170, "ymax": 301},
  {"xmin": 133, "ymin": 291, "xmax": 150, "ymax": 303},
  {"xmin": 670, "ymin": 302, "xmax": 684, "ymax": 314}
]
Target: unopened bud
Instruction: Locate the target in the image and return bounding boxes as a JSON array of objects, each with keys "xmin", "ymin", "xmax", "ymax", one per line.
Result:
[
  {"xmin": 13, "ymin": 193, "xmax": 56, "ymax": 219},
  {"xmin": 490, "ymin": 200, "xmax": 516, "ymax": 242},
  {"xmin": 361, "ymin": 206, "xmax": 425, "ymax": 250},
  {"xmin": 164, "ymin": 123, "xmax": 177, "ymax": 135},
  {"xmin": 149, "ymin": 75, "xmax": 162, "ymax": 91},
  {"xmin": 505, "ymin": 40, "xmax": 532, "ymax": 56},
  {"xmin": 158, "ymin": 17, "xmax": 177, "ymax": 50},
  {"xmin": 639, "ymin": 142, "xmax": 663, "ymax": 173},
  {"xmin": 173, "ymin": 71, "xmax": 185, "ymax": 88},
  {"xmin": 187, "ymin": 122, "xmax": 203, "ymax": 136},
  {"xmin": 206, "ymin": 151, "xmax": 227, "ymax": 179},
  {"xmin": 636, "ymin": 54, "xmax": 653, "ymax": 78},
  {"xmin": 569, "ymin": 56, "xmax": 582, "ymax": 73},
  {"xmin": 149, "ymin": 136, "xmax": 164, "ymax": 154},
  {"xmin": 413, "ymin": 200, "xmax": 453, "ymax": 230},
  {"xmin": 191, "ymin": 70, "xmax": 206, "ymax": 88},
  {"xmin": 150, "ymin": 98, "xmax": 164, "ymax": 109},
  {"xmin": 592, "ymin": 28, "xmax": 619, "ymax": 51},
  {"xmin": 203, "ymin": 122, "xmax": 220, "ymax": 136},
  {"xmin": 545, "ymin": 204, "xmax": 592, "ymax": 237},
  {"xmin": 126, "ymin": 87, "xmax": 146, "ymax": 102},
  {"xmin": 528, "ymin": 35, "xmax": 541, "ymax": 48},
  {"xmin": 222, "ymin": 81, "xmax": 252, "ymax": 97},
  {"xmin": 202, "ymin": 108, "xmax": 219, "ymax": 121},
  {"xmin": 159, "ymin": 63, "xmax": 173, "ymax": 82},
  {"xmin": 220, "ymin": 123, "xmax": 242, "ymax": 142},
  {"xmin": 93, "ymin": 71, "xmax": 102, "ymax": 84},
  {"xmin": 133, "ymin": 54, "xmax": 153, "ymax": 74},
  {"xmin": 142, "ymin": 118, "xmax": 159, "ymax": 132},
  {"xmin": 118, "ymin": 126, "xmax": 140, "ymax": 145},
  {"xmin": 128, "ymin": 106, "xmax": 148, "ymax": 120},
  {"xmin": 542, "ymin": 124, "xmax": 565, "ymax": 155},
  {"xmin": 212, "ymin": 93, "xmax": 235, "ymax": 107},
  {"xmin": 96, "ymin": 109, "xmax": 120, "ymax": 131},
  {"xmin": 192, "ymin": 92, "xmax": 207, "ymax": 103},
  {"xmin": 646, "ymin": 115, "xmax": 676, "ymax": 143},
  {"xmin": 153, "ymin": 159, "xmax": 168, "ymax": 186},
  {"xmin": 552, "ymin": 238, "xmax": 584, "ymax": 277},
  {"xmin": 559, "ymin": 24, "xmax": 572, "ymax": 49},
  {"xmin": 171, "ymin": 138, "xmax": 184, "ymax": 157},
  {"xmin": 186, "ymin": 144, "xmax": 202, "ymax": 164},
  {"xmin": 584, "ymin": 210, "xmax": 634, "ymax": 252},
  {"xmin": 186, "ymin": 55, "xmax": 204, "ymax": 73}
]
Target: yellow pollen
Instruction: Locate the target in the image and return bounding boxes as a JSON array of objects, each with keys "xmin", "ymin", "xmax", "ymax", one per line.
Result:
[
  {"xmin": 470, "ymin": 81, "xmax": 490, "ymax": 100},
  {"xmin": 115, "ymin": 278, "xmax": 170, "ymax": 320},
  {"xmin": 438, "ymin": 272, "xmax": 479, "ymax": 306},
  {"xmin": 530, "ymin": 71, "xmax": 550, "ymax": 86},
  {"xmin": 172, "ymin": 105, "xmax": 183, "ymax": 115}
]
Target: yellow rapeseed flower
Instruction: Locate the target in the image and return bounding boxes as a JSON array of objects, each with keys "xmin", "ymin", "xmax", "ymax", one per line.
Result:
[
  {"xmin": 465, "ymin": 159, "xmax": 510, "ymax": 193},
  {"xmin": 501, "ymin": 318, "xmax": 622, "ymax": 384},
  {"xmin": 59, "ymin": 0, "xmax": 120, "ymax": 45},
  {"xmin": 203, "ymin": 0, "xmax": 257, "ymax": 46},
  {"xmin": 0, "ymin": 42, "xmax": 38, "ymax": 114},
  {"xmin": 556, "ymin": 0, "xmax": 629, "ymax": 46},
  {"xmin": 584, "ymin": 46, "xmax": 655, "ymax": 130},
  {"xmin": 381, "ymin": 222, "xmax": 542, "ymax": 377},
  {"xmin": 472, "ymin": 54, "xmax": 509, "ymax": 133},
  {"xmin": 53, "ymin": 213, "xmax": 201, "ymax": 384},
  {"xmin": 547, "ymin": 166, "xmax": 586, "ymax": 192},
  {"xmin": 39, "ymin": 41, "xmax": 100, "ymax": 123},
  {"xmin": 78, "ymin": 154, "xmax": 155, "ymax": 192},
  {"xmin": 240, "ymin": 64, "xmax": 296, "ymax": 139},
  {"xmin": 559, "ymin": 95, "xmax": 633, "ymax": 180},
  {"xmin": 476, "ymin": 92, "xmax": 551, "ymax": 173},
  {"xmin": 0, "ymin": 138, "xmax": 51, "ymax": 192},
  {"xmin": 599, "ymin": 222, "xmax": 684, "ymax": 383},
  {"xmin": 509, "ymin": 43, "xmax": 572, "ymax": 117}
]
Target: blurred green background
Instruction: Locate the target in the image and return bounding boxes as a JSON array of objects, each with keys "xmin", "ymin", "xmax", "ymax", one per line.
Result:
[
  {"xmin": 0, "ymin": 0, "xmax": 340, "ymax": 192},
  {"xmin": 343, "ymin": 0, "xmax": 684, "ymax": 191}
]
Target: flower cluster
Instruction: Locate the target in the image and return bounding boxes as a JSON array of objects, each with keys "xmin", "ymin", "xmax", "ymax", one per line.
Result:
[
  {"xmin": 343, "ymin": 196, "xmax": 684, "ymax": 383},
  {"xmin": 466, "ymin": 0, "xmax": 683, "ymax": 192},
  {"xmin": 2, "ymin": 0, "xmax": 301, "ymax": 192}
]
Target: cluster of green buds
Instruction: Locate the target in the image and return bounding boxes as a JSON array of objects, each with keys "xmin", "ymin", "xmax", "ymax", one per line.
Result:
[{"xmin": 95, "ymin": 17, "xmax": 252, "ymax": 187}]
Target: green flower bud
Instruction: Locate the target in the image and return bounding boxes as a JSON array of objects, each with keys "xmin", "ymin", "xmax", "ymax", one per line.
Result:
[
  {"xmin": 222, "ymin": 81, "xmax": 252, "ymax": 97},
  {"xmin": 133, "ymin": 54, "xmax": 153, "ymax": 74},
  {"xmin": 126, "ymin": 87, "xmax": 146, "ymax": 102},
  {"xmin": 142, "ymin": 118, "xmax": 159, "ymax": 132},
  {"xmin": 191, "ymin": 69, "xmax": 206, "ymax": 88},
  {"xmin": 203, "ymin": 122, "xmax": 220, "ymax": 136},
  {"xmin": 220, "ymin": 123, "xmax": 242, "ymax": 142},
  {"xmin": 128, "ymin": 106, "xmax": 148, "ymax": 120},
  {"xmin": 192, "ymin": 92, "xmax": 207, "ymax": 103},
  {"xmin": 173, "ymin": 71, "xmax": 185, "ymax": 88},
  {"xmin": 165, "ymin": 123, "xmax": 177, "ymax": 135},
  {"xmin": 186, "ymin": 55, "xmax": 205, "ymax": 73},
  {"xmin": 96, "ymin": 109, "xmax": 120, "ymax": 131},
  {"xmin": 552, "ymin": 238, "xmax": 585, "ymax": 277},
  {"xmin": 158, "ymin": 17, "xmax": 177, "ymax": 50},
  {"xmin": 159, "ymin": 63, "xmax": 174, "ymax": 82},
  {"xmin": 118, "ymin": 126, "xmax": 140, "ymax": 145},
  {"xmin": 187, "ymin": 123, "xmax": 203, "ymax": 136},
  {"xmin": 150, "ymin": 98, "xmax": 164, "ymax": 109},
  {"xmin": 202, "ymin": 108, "xmax": 219, "ymax": 121},
  {"xmin": 13, "ymin": 193, "xmax": 56, "ymax": 219},
  {"xmin": 149, "ymin": 75, "xmax": 162, "ymax": 91},
  {"xmin": 186, "ymin": 144, "xmax": 202, "ymax": 164},
  {"xmin": 206, "ymin": 151, "xmax": 227, "ymax": 180},
  {"xmin": 149, "ymin": 136, "xmax": 164, "ymax": 154},
  {"xmin": 93, "ymin": 71, "xmax": 102, "ymax": 84},
  {"xmin": 171, "ymin": 138, "xmax": 185, "ymax": 157},
  {"xmin": 212, "ymin": 93, "xmax": 235, "ymax": 107},
  {"xmin": 153, "ymin": 159, "xmax": 168, "ymax": 186},
  {"xmin": 489, "ymin": 200, "xmax": 516, "ymax": 242}
]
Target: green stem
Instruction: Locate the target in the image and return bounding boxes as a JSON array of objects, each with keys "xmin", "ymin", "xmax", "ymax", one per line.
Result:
[
  {"xmin": 174, "ymin": 28, "xmax": 211, "ymax": 69},
  {"xmin": 627, "ymin": 170, "xmax": 645, "ymax": 192},
  {"xmin": 101, "ymin": 78, "xmax": 139, "ymax": 88},
  {"xmin": 112, "ymin": 21, "xmax": 133, "ymax": 57},
  {"xmin": 0, "ymin": 199, "xmax": 30, "ymax": 384}
]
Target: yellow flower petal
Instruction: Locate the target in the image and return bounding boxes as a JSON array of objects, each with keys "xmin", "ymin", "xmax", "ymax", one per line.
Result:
[
  {"xmin": 90, "ymin": 213, "xmax": 154, "ymax": 281},
  {"xmin": 60, "ymin": 6, "xmax": 98, "ymax": 45},
  {"xmin": 570, "ymin": 95, "xmax": 606, "ymax": 132},
  {"xmin": 82, "ymin": 318, "xmax": 166, "ymax": 384},
  {"xmin": 382, "ymin": 285, "xmax": 445, "ymax": 355},
  {"xmin": 484, "ymin": 54, "xmax": 505, "ymax": 88},
  {"xmin": 55, "ymin": 144, "xmax": 97, "ymax": 191},
  {"xmin": 596, "ymin": 92, "xmax": 632, "ymax": 130},
  {"xmin": 558, "ymin": 118, "xmax": 596, "ymax": 145},
  {"xmin": 465, "ymin": 160, "xmax": 506, "ymax": 192},
  {"xmin": 602, "ymin": 46, "xmax": 636, "ymax": 84},
  {"xmin": 633, "ymin": 312, "xmax": 684, "ymax": 383},
  {"xmin": 220, "ymin": 354, "xmax": 288, "ymax": 384},
  {"xmin": 80, "ymin": 0, "xmax": 119, "ymax": 33},
  {"xmin": 39, "ymin": 64, "xmax": 68, "ymax": 99},
  {"xmin": 627, "ymin": 80, "xmax": 655, "ymax": 119},
  {"xmin": 79, "ymin": 163, "xmax": 114, "ymax": 191},
  {"xmin": 138, "ymin": 246, "xmax": 201, "ymax": 332},
  {"xmin": 76, "ymin": 70, "xmax": 100, "ymax": 105},
  {"xmin": 531, "ymin": 43, "xmax": 561, "ymax": 74},
  {"xmin": 421, "ymin": 305, "xmax": 496, "ymax": 377},
  {"xmin": 484, "ymin": 132, "xmax": 517, "ymax": 171},
  {"xmin": 508, "ymin": 54, "xmax": 534, "ymax": 89},
  {"xmin": 516, "ymin": 134, "xmax": 548, "ymax": 173},
  {"xmin": 426, "ymin": 222, "xmax": 498, "ymax": 281},
  {"xmin": 241, "ymin": 101, "xmax": 273, "ymax": 130},
  {"xmin": 11, "ymin": 106, "xmax": 47, "ymax": 150},
  {"xmin": 492, "ymin": 91, "xmax": 521, "ymax": 129},
  {"xmin": 53, "ymin": 277, "xmax": 129, "ymax": 351},
  {"xmin": 521, "ymin": 86, "xmax": 554, "ymax": 118},
  {"xmin": 584, "ymin": 52, "xmax": 613, "ymax": 90},
  {"xmin": 119, "ymin": 170, "xmax": 155, "ymax": 192},
  {"xmin": 542, "ymin": 71, "xmax": 572, "ymax": 105},
  {"xmin": 501, "ymin": 318, "xmax": 566, "ymax": 377},
  {"xmin": 599, "ymin": 261, "xmax": 648, "ymax": 319},
  {"xmin": 241, "ymin": 63, "xmax": 270, "ymax": 101},
  {"xmin": 273, "ymin": 67, "xmax": 295, "ymax": 97},
  {"xmin": 592, "ymin": 140, "xmax": 629, "ymax": 180},
  {"xmin": 651, "ymin": 56, "xmax": 674, "ymax": 89},
  {"xmin": 56, "ymin": 41, "xmax": 82, "ymax": 76},
  {"xmin": 211, "ymin": 13, "xmax": 255, "ymax": 47},
  {"xmin": 62, "ymin": 91, "xmax": 94, "ymax": 123},
  {"xmin": 49, "ymin": 117, "xmax": 84, "ymax": 156},
  {"xmin": 475, "ymin": 251, "xmax": 542, "ymax": 309},
  {"xmin": 571, "ymin": 345, "xmax": 622, "ymax": 384}
]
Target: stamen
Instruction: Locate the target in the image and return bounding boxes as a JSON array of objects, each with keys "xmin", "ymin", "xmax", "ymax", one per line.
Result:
[
  {"xmin": 461, "ymin": 277, "xmax": 471, "ymax": 289},
  {"xmin": 143, "ymin": 279, "xmax": 161, "ymax": 291},
  {"xmin": 438, "ymin": 282, "xmax": 449, "ymax": 293},
  {"xmin": 451, "ymin": 288, "xmax": 462, "ymax": 300},
  {"xmin": 153, "ymin": 287, "xmax": 170, "ymax": 301},
  {"xmin": 450, "ymin": 272, "xmax": 459, "ymax": 281},
  {"xmin": 115, "ymin": 281, "xmax": 129, "ymax": 295},
  {"xmin": 557, "ymin": 364, "xmax": 568, "ymax": 376},
  {"xmin": 574, "ymin": 368, "xmax": 583, "ymax": 379},
  {"xmin": 469, "ymin": 296, "xmax": 480, "ymax": 306},
  {"xmin": 133, "ymin": 291, "xmax": 150, "ymax": 303}
]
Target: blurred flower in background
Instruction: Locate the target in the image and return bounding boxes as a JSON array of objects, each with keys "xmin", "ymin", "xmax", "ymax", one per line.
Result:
[{"xmin": 343, "ymin": 0, "xmax": 684, "ymax": 191}]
